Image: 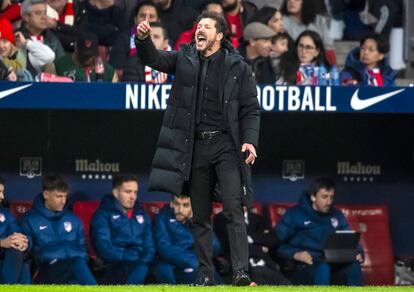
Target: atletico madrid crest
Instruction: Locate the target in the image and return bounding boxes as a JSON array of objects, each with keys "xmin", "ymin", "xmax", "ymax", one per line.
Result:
[{"xmin": 64, "ymin": 221, "xmax": 72, "ymax": 232}]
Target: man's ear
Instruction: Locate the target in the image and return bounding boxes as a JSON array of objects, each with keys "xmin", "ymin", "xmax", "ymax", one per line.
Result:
[
  {"xmin": 112, "ymin": 188, "xmax": 118, "ymax": 199},
  {"xmin": 217, "ymin": 32, "xmax": 224, "ymax": 42},
  {"xmin": 311, "ymin": 195, "xmax": 316, "ymax": 202}
]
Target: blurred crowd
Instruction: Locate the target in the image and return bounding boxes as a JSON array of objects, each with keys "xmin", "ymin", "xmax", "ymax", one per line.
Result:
[{"xmin": 0, "ymin": 0, "xmax": 404, "ymax": 86}]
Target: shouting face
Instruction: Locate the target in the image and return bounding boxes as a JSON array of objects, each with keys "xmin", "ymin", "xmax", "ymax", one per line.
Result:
[{"xmin": 195, "ymin": 17, "xmax": 223, "ymax": 56}]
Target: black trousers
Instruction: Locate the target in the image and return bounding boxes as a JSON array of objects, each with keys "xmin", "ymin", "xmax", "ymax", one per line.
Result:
[{"xmin": 189, "ymin": 133, "xmax": 248, "ymax": 280}]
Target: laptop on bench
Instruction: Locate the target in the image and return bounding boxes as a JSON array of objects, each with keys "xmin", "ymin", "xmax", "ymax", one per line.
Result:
[{"xmin": 321, "ymin": 230, "xmax": 360, "ymax": 264}]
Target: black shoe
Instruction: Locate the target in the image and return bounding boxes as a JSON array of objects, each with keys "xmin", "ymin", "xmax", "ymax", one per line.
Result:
[
  {"xmin": 232, "ymin": 270, "xmax": 251, "ymax": 286},
  {"xmin": 195, "ymin": 276, "xmax": 215, "ymax": 286}
]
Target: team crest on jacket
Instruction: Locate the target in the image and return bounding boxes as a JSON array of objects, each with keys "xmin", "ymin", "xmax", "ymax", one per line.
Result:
[
  {"xmin": 136, "ymin": 215, "xmax": 144, "ymax": 224},
  {"xmin": 64, "ymin": 221, "xmax": 72, "ymax": 232},
  {"xmin": 0, "ymin": 213, "xmax": 5, "ymax": 222},
  {"xmin": 330, "ymin": 217, "xmax": 339, "ymax": 228}
]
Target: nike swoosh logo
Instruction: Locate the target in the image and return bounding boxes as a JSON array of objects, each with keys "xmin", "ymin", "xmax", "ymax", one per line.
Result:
[
  {"xmin": 304, "ymin": 221, "xmax": 311, "ymax": 225},
  {"xmin": 112, "ymin": 215, "xmax": 120, "ymax": 219},
  {"xmin": 0, "ymin": 84, "xmax": 32, "ymax": 100},
  {"xmin": 39, "ymin": 225, "xmax": 47, "ymax": 230},
  {"xmin": 350, "ymin": 88, "xmax": 405, "ymax": 110}
]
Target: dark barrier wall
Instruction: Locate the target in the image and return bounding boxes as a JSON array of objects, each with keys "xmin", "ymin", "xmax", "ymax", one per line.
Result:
[
  {"xmin": 1, "ymin": 82, "xmax": 414, "ymax": 257},
  {"xmin": 1, "ymin": 109, "xmax": 414, "ymax": 257}
]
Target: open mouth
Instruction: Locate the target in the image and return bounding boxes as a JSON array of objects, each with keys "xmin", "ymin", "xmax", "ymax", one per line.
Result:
[{"xmin": 196, "ymin": 34, "xmax": 207, "ymax": 46}]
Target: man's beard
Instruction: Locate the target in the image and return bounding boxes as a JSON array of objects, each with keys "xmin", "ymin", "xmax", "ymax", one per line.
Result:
[
  {"xmin": 198, "ymin": 39, "xmax": 215, "ymax": 55},
  {"xmin": 223, "ymin": 0, "xmax": 238, "ymax": 13}
]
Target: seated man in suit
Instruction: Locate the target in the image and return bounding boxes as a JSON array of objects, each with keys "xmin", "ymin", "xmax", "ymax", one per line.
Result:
[
  {"xmin": 275, "ymin": 177, "xmax": 363, "ymax": 286},
  {"xmin": 90, "ymin": 174, "xmax": 155, "ymax": 284}
]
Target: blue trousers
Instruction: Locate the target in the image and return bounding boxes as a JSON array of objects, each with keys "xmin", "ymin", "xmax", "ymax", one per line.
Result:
[
  {"xmin": 35, "ymin": 257, "xmax": 96, "ymax": 285},
  {"xmin": 103, "ymin": 261, "xmax": 149, "ymax": 284},
  {"xmin": 154, "ymin": 262, "xmax": 198, "ymax": 284},
  {"xmin": 293, "ymin": 261, "xmax": 363, "ymax": 286},
  {"xmin": 0, "ymin": 249, "xmax": 31, "ymax": 284}
]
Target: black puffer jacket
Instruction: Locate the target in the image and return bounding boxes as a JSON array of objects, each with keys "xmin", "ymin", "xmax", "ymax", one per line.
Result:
[{"xmin": 136, "ymin": 37, "xmax": 260, "ymax": 207}]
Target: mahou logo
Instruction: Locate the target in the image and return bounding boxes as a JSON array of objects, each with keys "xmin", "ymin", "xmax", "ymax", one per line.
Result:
[
  {"xmin": 75, "ymin": 159, "xmax": 120, "ymax": 180},
  {"xmin": 337, "ymin": 161, "xmax": 381, "ymax": 182}
]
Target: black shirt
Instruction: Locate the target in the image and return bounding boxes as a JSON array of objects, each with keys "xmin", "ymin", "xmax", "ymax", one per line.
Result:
[{"xmin": 195, "ymin": 49, "xmax": 225, "ymax": 132}]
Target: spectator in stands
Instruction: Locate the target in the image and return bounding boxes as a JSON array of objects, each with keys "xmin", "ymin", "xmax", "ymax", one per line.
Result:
[
  {"xmin": 80, "ymin": 0, "xmax": 128, "ymax": 60},
  {"xmin": 17, "ymin": 0, "xmax": 65, "ymax": 78},
  {"xmin": 0, "ymin": 0, "xmax": 21, "ymax": 23},
  {"xmin": 122, "ymin": 22, "xmax": 172, "ymax": 84},
  {"xmin": 221, "ymin": 0, "xmax": 257, "ymax": 42},
  {"xmin": 344, "ymin": 0, "xmax": 403, "ymax": 39},
  {"xmin": 20, "ymin": 174, "xmax": 96, "ymax": 285},
  {"xmin": 275, "ymin": 177, "xmax": 364, "ymax": 286},
  {"xmin": 340, "ymin": 32, "xmax": 397, "ymax": 86},
  {"xmin": 239, "ymin": 22, "xmax": 276, "ymax": 84},
  {"xmin": 281, "ymin": 0, "xmax": 336, "ymax": 64},
  {"xmin": 269, "ymin": 32, "xmax": 294, "ymax": 84},
  {"xmin": 214, "ymin": 207, "xmax": 291, "ymax": 285},
  {"xmin": 152, "ymin": 0, "xmax": 198, "ymax": 47},
  {"xmin": 0, "ymin": 177, "xmax": 30, "ymax": 284},
  {"xmin": 153, "ymin": 194, "xmax": 222, "ymax": 284},
  {"xmin": 108, "ymin": 1, "xmax": 158, "ymax": 77},
  {"xmin": 277, "ymin": 30, "xmax": 330, "ymax": 85},
  {"xmin": 45, "ymin": 0, "xmax": 88, "ymax": 52},
  {"xmin": 250, "ymin": 7, "xmax": 285, "ymax": 34},
  {"xmin": 0, "ymin": 18, "xmax": 28, "ymax": 79},
  {"xmin": 90, "ymin": 174, "xmax": 155, "ymax": 284},
  {"xmin": 54, "ymin": 31, "xmax": 117, "ymax": 82}
]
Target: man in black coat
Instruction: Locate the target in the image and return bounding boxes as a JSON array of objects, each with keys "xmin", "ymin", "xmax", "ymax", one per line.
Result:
[{"xmin": 136, "ymin": 11, "xmax": 260, "ymax": 286}]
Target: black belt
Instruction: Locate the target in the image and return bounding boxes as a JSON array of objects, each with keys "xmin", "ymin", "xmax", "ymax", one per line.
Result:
[{"xmin": 195, "ymin": 130, "xmax": 222, "ymax": 140}]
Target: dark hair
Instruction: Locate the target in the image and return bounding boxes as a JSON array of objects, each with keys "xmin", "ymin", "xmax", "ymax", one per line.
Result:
[
  {"xmin": 272, "ymin": 32, "xmax": 292, "ymax": 44},
  {"xmin": 196, "ymin": 11, "xmax": 228, "ymax": 35},
  {"xmin": 42, "ymin": 174, "xmax": 69, "ymax": 192},
  {"xmin": 308, "ymin": 177, "xmax": 335, "ymax": 197},
  {"xmin": 250, "ymin": 7, "xmax": 278, "ymax": 25},
  {"xmin": 360, "ymin": 32, "xmax": 390, "ymax": 54},
  {"xmin": 173, "ymin": 194, "xmax": 190, "ymax": 200},
  {"xmin": 199, "ymin": 0, "xmax": 222, "ymax": 13},
  {"xmin": 133, "ymin": 0, "xmax": 160, "ymax": 20},
  {"xmin": 281, "ymin": 0, "xmax": 326, "ymax": 25},
  {"xmin": 112, "ymin": 174, "xmax": 138, "ymax": 189},
  {"xmin": 296, "ymin": 30, "xmax": 330, "ymax": 67},
  {"xmin": 149, "ymin": 21, "xmax": 169, "ymax": 40},
  {"xmin": 0, "ymin": 176, "xmax": 5, "ymax": 186},
  {"xmin": 277, "ymin": 31, "xmax": 328, "ymax": 84}
]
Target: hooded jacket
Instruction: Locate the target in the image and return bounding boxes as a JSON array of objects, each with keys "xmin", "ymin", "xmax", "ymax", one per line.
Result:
[
  {"xmin": 275, "ymin": 194, "xmax": 353, "ymax": 260},
  {"xmin": 340, "ymin": 47, "xmax": 398, "ymax": 86},
  {"xmin": 135, "ymin": 37, "xmax": 260, "ymax": 208},
  {"xmin": 153, "ymin": 205, "xmax": 197, "ymax": 269},
  {"xmin": 19, "ymin": 194, "xmax": 87, "ymax": 263},
  {"xmin": 0, "ymin": 206, "xmax": 21, "ymax": 253},
  {"xmin": 90, "ymin": 194, "xmax": 155, "ymax": 264}
]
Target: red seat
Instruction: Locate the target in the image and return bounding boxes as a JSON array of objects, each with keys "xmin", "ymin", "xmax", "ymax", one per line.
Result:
[
  {"xmin": 72, "ymin": 201, "xmax": 100, "ymax": 256},
  {"xmin": 141, "ymin": 201, "xmax": 166, "ymax": 219},
  {"xmin": 337, "ymin": 204, "xmax": 394, "ymax": 286},
  {"xmin": 9, "ymin": 201, "xmax": 32, "ymax": 219},
  {"xmin": 267, "ymin": 203, "xmax": 295, "ymax": 228},
  {"xmin": 268, "ymin": 203, "xmax": 395, "ymax": 286}
]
